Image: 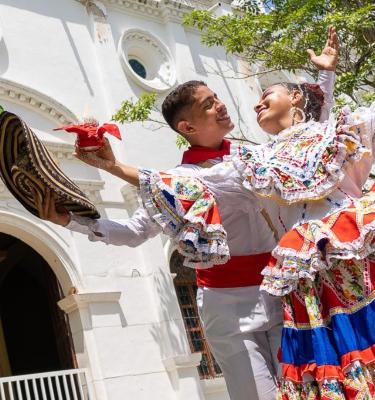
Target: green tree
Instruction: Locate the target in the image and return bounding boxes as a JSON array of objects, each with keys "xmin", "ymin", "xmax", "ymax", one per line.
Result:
[
  {"xmin": 112, "ymin": 93, "xmax": 189, "ymax": 148},
  {"xmin": 184, "ymin": 0, "xmax": 375, "ymax": 104}
]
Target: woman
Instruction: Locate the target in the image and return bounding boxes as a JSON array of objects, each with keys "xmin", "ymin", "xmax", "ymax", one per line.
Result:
[{"xmin": 239, "ymin": 83, "xmax": 375, "ymax": 399}]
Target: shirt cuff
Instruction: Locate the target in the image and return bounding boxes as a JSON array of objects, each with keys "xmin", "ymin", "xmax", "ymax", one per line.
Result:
[{"xmin": 65, "ymin": 213, "xmax": 105, "ymax": 238}]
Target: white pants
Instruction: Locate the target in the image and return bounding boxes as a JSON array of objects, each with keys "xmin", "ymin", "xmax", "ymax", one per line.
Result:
[{"xmin": 196, "ymin": 285, "xmax": 282, "ymax": 400}]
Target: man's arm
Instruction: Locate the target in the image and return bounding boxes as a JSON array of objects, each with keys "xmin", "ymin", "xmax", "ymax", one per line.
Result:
[
  {"xmin": 34, "ymin": 189, "xmax": 161, "ymax": 247},
  {"xmin": 67, "ymin": 207, "xmax": 161, "ymax": 247},
  {"xmin": 74, "ymin": 141, "xmax": 140, "ymax": 187}
]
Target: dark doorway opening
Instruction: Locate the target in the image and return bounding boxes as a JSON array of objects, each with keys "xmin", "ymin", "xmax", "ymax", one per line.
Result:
[{"xmin": 0, "ymin": 232, "xmax": 76, "ymax": 377}]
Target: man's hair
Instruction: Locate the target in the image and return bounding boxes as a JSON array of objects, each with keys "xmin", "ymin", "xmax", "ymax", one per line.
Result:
[
  {"xmin": 162, "ymin": 80, "xmax": 207, "ymax": 133},
  {"xmin": 279, "ymin": 82, "xmax": 325, "ymax": 122}
]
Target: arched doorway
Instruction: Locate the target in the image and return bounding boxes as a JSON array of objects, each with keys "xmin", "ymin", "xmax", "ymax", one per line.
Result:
[{"xmin": 0, "ymin": 232, "xmax": 76, "ymax": 377}]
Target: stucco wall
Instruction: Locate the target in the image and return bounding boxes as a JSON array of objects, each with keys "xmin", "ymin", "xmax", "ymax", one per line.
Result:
[{"xmin": 0, "ymin": 1, "xmax": 265, "ymax": 398}]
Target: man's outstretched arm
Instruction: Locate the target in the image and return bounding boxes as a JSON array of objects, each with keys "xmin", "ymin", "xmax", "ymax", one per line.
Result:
[{"xmin": 33, "ymin": 189, "xmax": 161, "ymax": 247}]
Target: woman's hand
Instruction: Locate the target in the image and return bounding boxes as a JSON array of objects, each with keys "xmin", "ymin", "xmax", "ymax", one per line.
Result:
[{"xmin": 307, "ymin": 26, "xmax": 339, "ymax": 71}]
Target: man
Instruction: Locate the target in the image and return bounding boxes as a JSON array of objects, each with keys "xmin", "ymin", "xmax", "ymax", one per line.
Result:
[{"xmin": 40, "ymin": 29, "xmax": 338, "ymax": 399}]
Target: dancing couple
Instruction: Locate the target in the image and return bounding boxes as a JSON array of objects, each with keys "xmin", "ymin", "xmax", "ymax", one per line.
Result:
[{"xmin": 34, "ymin": 27, "xmax": 375, "ymax": 400}]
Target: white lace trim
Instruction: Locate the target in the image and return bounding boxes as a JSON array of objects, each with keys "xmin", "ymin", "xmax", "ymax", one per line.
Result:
[{"xmin": 234, "ymin": 114, "xmax": 371, "ymax": 204}]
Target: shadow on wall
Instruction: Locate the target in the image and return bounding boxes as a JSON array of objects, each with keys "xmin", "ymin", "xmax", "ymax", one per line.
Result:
[
  {"xmin": 149, "ymin": 266, "xmax": 191, "ymax": 390},
  {"xmin": 0, "ymin": 0, "xmax": 94, "ymax": 96},
  {"xmin": 71, "ymin": 301, "xmax": 127, "ymax": 355},
  {"xmin": 0, "ymin": 35, "xmax": 9, "ymax": 76}
]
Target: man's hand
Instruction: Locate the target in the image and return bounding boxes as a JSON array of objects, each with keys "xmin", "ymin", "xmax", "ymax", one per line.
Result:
[
  {"xmin": 74, "ymin": 138, "xmax": 116, "ymax": 172},
  {"xmin": 307, "ymin": 26, "xmax": 339, "ymax": 71},
  {"xmin": 32, "ymin": 188, "xmax": 71, "ymax": 226},
  {"xmin": 75, "ymin": 138, "xmax": 140, "ymax": 187}
]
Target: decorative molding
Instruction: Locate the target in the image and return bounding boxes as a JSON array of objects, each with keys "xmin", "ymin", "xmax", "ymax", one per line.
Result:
[
  {"xmin": 85, "ymin": 0, "xmax": 108, "ymax": 17},
  {"xmin": 0, "ymin": 78, "xmax": 79, "ymax": 125},
  {"xmin": 162, "ymin": 352, "xmax": 202, "ymax": 372},
  {"xmin": 74, "ymin": 179, "xmax": 105, "ymax": 203},
  {"xmin": 118, "ymin": 29, "xmax": 176, "ymax": 93},
  {"xmin": 43, "ymin": 141, "xmax": 76, "ymax": 161},
  {"xmin": 75, "ymin": 0, "xmax": 233, "ymax": 23},
  {"xmin": 58, "ymin": 291, "xmax": 122, "ymax": 314},
  {"xmin": 0, "ymin": 137, "xmax": 104, "ymax": 202}
]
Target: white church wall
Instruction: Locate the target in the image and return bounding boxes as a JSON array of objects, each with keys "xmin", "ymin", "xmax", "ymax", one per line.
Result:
[{"xmin": 0, "ymin": 1, "xmax": 252, "ymax": 398}]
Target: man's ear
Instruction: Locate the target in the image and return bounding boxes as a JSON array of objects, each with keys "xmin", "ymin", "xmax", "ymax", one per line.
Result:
[
  {"xmin": 291, "ymin": 89, "xmax": 304, "ymax": 107},
  {"xmin": 177, "ymin": 120, "xmax": 195, "ymax": 137}
]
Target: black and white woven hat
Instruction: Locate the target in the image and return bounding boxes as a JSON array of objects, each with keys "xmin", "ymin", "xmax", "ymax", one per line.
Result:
[{"xmin": 0, "ymin": 111, "xmax": 100, "ymax": 219}]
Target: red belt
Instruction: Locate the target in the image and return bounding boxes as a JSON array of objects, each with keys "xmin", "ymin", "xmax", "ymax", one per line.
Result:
[{"xmin": 196, "ymin": 252, "xmax": 272, "ymax": 288}]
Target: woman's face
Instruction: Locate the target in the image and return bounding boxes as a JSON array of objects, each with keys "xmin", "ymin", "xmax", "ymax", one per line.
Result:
[{"xmin": 254, "ymin": 85, "xmax": 302, "ymax": 135}]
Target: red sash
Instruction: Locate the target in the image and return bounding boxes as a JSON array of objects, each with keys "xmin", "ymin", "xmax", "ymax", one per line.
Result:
[
  {"xmin": 196, "ymin": 253, "xmax": 272, "ymax": 288},
  {"xmin": 181, "ymin": 139, "xmax": 271, "ymax": 288}
]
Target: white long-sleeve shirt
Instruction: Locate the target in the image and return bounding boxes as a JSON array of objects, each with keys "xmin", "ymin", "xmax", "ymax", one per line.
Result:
[{"xmin": 67, "ymin": 71, "xmax": 336, "ymax": 255}]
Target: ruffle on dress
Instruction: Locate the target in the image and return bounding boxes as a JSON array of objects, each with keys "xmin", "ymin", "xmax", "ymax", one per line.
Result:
[
  {"xmin": 234, "ymin": 103, "xmax": 375, "ymax": 205},
  {"xmin": 261, "ymin": 192, "xmax": 375, "ymax": 296},
  {"xmin": 139, "ymin": 169, "xmax": 229, "ymax": 268},
  {"xmin": 265, "ymin": 189, "xmax": 375, "ymax": 398},
  {"xmin": 276, "ymin": 252, "xmax": 375, "ymax": 399},
  {"xmin": 278, "ymin": 361, "xmax": 375, "ymax": 400}
]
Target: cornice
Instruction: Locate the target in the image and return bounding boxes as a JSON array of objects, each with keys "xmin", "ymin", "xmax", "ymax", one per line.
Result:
[
  {"xmin": 74, "ymin": 179, "xmax": 105, "ymax": 203},
  {"xmin": 0, "ymin": 78, "xmax": 78, "ymax": 125},
  {"xmin": 76, "ymin": 0, "xmax": 232, "ymax": 23},
  {"xmin": 162, "ymin": 352, "xmax": 202, "ymax": 372},
  {"xmin": 58, "ymin": 291, "xmax": 122, "ymax": 314},
  {"xmin": 200, "ymin": 377, "xmax": 228, "ymax": 395}
]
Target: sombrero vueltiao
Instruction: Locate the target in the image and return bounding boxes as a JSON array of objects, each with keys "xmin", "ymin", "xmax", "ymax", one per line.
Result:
[{"xmin": 0, "ymin": 111, "xmax": 100, "ymax": 219}]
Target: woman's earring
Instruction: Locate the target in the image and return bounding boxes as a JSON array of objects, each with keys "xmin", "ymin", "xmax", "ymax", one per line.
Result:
[{"xmin": 290, "ymin": 107, "xmax": 306, "ymax": 125}]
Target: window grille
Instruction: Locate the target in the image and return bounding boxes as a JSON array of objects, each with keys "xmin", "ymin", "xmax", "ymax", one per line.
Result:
[{"xmin": 170, "ymin": 252, "xmax": 222, "ymax": 379}]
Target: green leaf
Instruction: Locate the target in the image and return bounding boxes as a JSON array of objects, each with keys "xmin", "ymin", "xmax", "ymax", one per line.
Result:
[
  {"xmin": 112, "ymin": 93, "xmax": 158, "ymax": 123},
  {"xmin": 176, "ymin": 135, "xmax": 189, "ymax": 149}
]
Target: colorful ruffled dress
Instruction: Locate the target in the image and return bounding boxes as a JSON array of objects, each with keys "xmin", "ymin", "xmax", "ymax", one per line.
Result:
[{"xmin": 139, "ymin": 103, "xmax": 375, "ymax": 399}]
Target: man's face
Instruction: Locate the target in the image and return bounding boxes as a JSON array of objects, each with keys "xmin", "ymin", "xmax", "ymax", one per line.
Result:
[{"xmin": 180, "ymin": 86, "xmax": 234, "ymax": 146}]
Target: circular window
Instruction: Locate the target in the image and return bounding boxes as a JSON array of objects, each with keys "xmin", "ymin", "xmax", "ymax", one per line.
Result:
[
  {"xmin": 128, "ymin": 59, "xmax": 147, "ymax": 79},
  {"xmin": 118, "ymin": 29, "xmax": 176, "ymax": 93}
]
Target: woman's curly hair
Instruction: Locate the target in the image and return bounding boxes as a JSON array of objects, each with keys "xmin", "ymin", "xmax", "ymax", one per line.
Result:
[{"xmin": 280, "ymin": 82, "xmax": 325, "ymax": 122}]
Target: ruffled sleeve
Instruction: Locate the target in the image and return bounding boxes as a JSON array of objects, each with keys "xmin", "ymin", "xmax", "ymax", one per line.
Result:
[
  {"xmin": 138, "ymin": 169, "xmax": 230, "ymax": 268},
  {"xmin": 338, "ymin": 102, "xmax": 375, "ymax": 150},
  {"xmin": 234, "ymin": 104, "xmax": 375, "ymax": 204}
]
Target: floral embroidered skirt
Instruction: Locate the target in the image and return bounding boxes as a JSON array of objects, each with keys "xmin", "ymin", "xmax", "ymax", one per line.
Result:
[{"xmin": 261, "ymin": 192, "xmax": 375, "ymax": 399}]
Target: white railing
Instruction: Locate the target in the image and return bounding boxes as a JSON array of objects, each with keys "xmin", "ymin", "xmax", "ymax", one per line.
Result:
[{"xmin": 0, "ymin": 369, "xmax": 90, "ymax": 400}]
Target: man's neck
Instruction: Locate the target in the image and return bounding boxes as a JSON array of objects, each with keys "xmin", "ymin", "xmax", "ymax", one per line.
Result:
[
  {"xmin": 188, "ymin": 139, "xmax": 225, "ymax": 150},
  {"xmin": 181, "ymin": 138, "xmax": 231, "ymax": 165}
]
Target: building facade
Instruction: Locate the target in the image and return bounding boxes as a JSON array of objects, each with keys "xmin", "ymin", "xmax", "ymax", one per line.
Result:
[{"xmin": 0, "ymin": 1, "xmax": 268, "ymax": 399}]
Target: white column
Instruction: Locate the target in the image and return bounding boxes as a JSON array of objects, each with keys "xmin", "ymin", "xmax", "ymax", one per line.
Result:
[{"xmin": 58, "ymin": 291, "xmax": 122, "ymax": 400}]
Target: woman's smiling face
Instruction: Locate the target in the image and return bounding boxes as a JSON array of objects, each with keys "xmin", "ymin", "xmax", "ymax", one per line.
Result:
[{"xmin": 254, "ymin": 84, "xmax": 303, "ymax": 135}]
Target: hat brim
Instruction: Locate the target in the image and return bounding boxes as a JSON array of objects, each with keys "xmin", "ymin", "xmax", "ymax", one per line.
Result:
[{"xmin": 0, "ymin": 112, "xmax": 100, "ymax": 219}]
